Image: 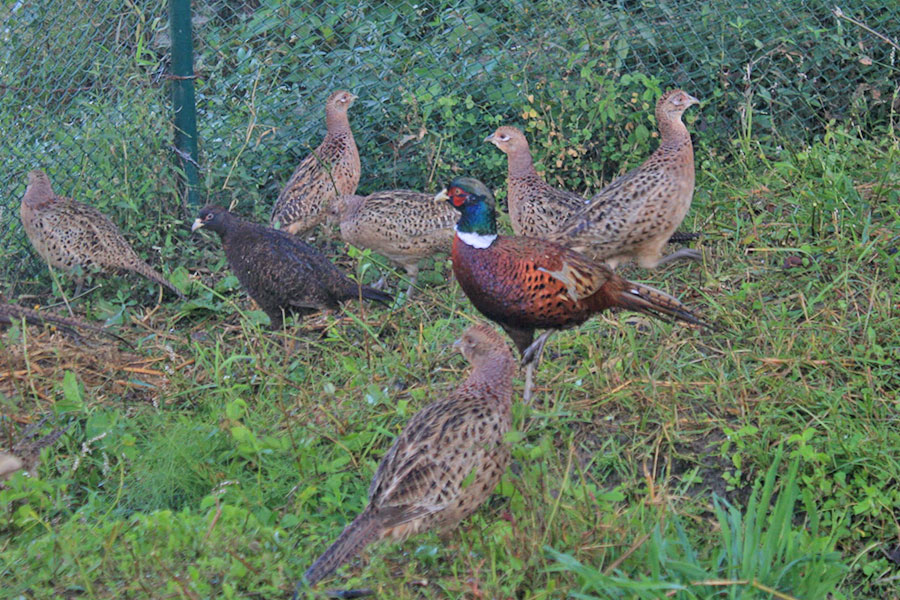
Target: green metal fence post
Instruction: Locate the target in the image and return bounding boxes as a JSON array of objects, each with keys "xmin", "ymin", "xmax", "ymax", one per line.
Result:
[{"xmin": 169, "ymin": 0, "xmax": 200, "ymax": 210}]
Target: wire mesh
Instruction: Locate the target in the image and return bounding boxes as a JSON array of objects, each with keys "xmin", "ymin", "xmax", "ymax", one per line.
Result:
[
  {"xmin": 0, "ymin": 0, "xmax": 176, "ymax": 296},
  {"xmin": 2, "ymin": 0, "xmax": 898, "ymax": 295}
]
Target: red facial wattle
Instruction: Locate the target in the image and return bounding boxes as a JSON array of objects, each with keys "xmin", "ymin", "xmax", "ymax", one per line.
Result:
[{"xmin": 448, "ymin": 187, "xmax": 466, "ymax": 207}]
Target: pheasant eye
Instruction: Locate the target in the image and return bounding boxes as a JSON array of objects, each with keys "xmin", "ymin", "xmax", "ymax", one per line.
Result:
[{"xmin": 448, "ymin": 188, "xmax": 466, "ymax": 207}]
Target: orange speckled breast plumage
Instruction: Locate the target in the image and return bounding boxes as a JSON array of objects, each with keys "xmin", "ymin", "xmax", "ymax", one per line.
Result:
[{"xmin": 451, "ymin": 234, "xmax": 611, "ymax": 331}]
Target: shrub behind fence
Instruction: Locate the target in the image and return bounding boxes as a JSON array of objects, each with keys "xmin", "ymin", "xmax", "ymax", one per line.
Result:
[{"xmin": 1, "ymin": 0, "xmax": 897, "ymax": 295}]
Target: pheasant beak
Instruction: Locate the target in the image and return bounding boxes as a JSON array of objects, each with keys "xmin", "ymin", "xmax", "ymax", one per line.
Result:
[
  {"xmin": 685, "ymin": 93, "xmax": 700, "ymax": 107},
  {"xmin": 191, "ymin": 218, "xmax": 204, "ymax": 232},
  {"xmin": 483, "ymin": 133, "xmax": 495, "ymax": 143},
  {"xmin": 434, "ymin": 188, "xmax": 449, "ymax": 203}
]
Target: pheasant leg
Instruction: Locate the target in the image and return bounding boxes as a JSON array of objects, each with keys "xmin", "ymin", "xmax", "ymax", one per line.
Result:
[
  {"xmin": 523, "ymin": 362, "xmax": 536, "ymax": 404},
  {"xmin": 403, "ymin": 264, "xmax": 419, "ymax": 299},
  {"xmin": 521, "ymin": 329, "xmax": 555, "ymax": 368},
  {"xmin": 521, "ymin": 329, "xmax": 555, "ymax": 404},
  {"xmin": 657, "ymin": 247, "xmax": 701, "ymax": 266}
]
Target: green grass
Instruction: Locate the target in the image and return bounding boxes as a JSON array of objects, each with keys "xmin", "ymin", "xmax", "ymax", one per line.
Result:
[
  {"xmin": 1, "ymin": 126, "xmax": 899, "ymax": 599},
  {"xmin": 546, "ymin": 450, "xmax": 847, "ymax": 599}
]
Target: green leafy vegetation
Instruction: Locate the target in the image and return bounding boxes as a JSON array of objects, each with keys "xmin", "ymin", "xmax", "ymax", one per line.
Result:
[
  {"xmin": 2, "ymin": 125, "xmax": 898, "ymax": 598},
  {"xmin": 547, "ymin": 450, "xmax": 847, "ymax": 599},
  {"xmin": 2, "ymin": 0, "xmax": 896, "ymax": 287},
  {"xmin": 2, "ymin": 1, "xmax": 900, "ymax": 598}
]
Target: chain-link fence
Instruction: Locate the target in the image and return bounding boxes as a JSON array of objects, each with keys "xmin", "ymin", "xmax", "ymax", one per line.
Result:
[
  {"xmin": 1, "ymin": 0, "xmax": 174, "ymax": 296},
  {"xmin": 2, "ymin": 0, "xmax": 898, "ymax": 296}
]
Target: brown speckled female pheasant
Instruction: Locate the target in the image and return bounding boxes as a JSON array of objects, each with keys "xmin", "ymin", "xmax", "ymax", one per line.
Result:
[
  {"xmin": 296, "ymin": 322, "xmax": 515, "ymax": 593},
  {"xmin": 272, "ymin": 90, "xmax": 360, "ymax": 236},
  {"xmin": 193, "ymin": 205, "xmax": 391, "ymax": 329},
  {"xmin": 485, "ymin": 125, "xmax": 589, "ymax": 237},
  {"xmin": 19, "ymin": 170, "xmax": 185, "ymax": 299},
  {"xmin": 330, "ymin": 190, "xmax": 457, "ymax": 297},
  {"xmin": 440, "ymin": 177, "xmax": 709, "ymax": 402},
  {"xmin": 551, "ymin": 90, "xmax": 701, "ymax": 269},
  {"xmin": 486, "ymin": 124, "xmax": 699, "ymax": 251}
]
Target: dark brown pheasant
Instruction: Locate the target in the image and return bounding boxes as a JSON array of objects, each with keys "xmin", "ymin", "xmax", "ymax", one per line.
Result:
[
  {"xmin": 19, "ymin": 170, "xmax": 185, "ymax": 299},
  {"xmin": 330, "ymin": 190, "xmax": 457, "ymax": 297},
  {"xmin": 551, "ymin": 90, "xmax": 701, "ymax": 269},
  {"xmin": 440, "ymin": 177, "xmax": 709, "ymax": 402},
  {"xmin": 192, "ymin": 205, "xmax": 391, "ymax": 329},
  {"xmin": 272, "ymin": 90, "xmax": 360, "ymax": 236},
  {"xmin": 297, "ymin": 322, "xmax": 516, "ymax": 593}
]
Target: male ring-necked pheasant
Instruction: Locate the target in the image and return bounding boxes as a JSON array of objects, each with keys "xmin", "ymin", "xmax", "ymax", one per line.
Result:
[
  {"xmin": 193, "ymin": 205, "xmax": 391, "ymax": 330},
  {"xmin": 439, "ymin": 177, "xmax": 709, "ymax": 402},
  {"xmin": 486, "ymin": 124, "xmax": 699, "ymax": 250},
  {"xmin": 551, "ymin": 90, "xmax": 701, "ymax": 269},
  {"xmin": 20, "ymin": 169, "xmax": 185, "ymax": 299},
  {"xmin": 296, "ymin": 322, "xmax": 516, "ymax": 594},
  {"xmin": 330, "ymin": 190, "xmax": 457, "ymax": 297},
  {"xmin": 272, "ymin": 90, "xmax": 360, "ymax": 236}
]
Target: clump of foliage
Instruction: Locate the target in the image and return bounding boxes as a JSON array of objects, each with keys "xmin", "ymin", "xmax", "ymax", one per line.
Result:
[
  {"xmin": 2, "ymin": 0, "xmax": 897, "ymax": 292},
  {"xmin": 547, "ymin": 450, "xmax": 846, "ymax": 599}
]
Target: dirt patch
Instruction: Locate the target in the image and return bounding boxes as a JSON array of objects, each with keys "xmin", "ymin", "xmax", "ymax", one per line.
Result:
[
  {"xmin": 569, "ymin": 405, "xmax": 752, "ymax": 507},
  {"xmin": 0, "ymin": 327, "xmax": 170, "ymax": 415}
]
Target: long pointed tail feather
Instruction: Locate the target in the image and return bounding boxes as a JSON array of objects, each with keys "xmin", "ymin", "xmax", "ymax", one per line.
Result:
[
  {"xmin": 298, "ymin": 510, "xmax": 382, "ymax": 595},
  {"xmin": 359, "ymin": 286, "xmax": 392, "ymax": 306},
  {"xmin": 614, "ymin": 280, "xmax": 712, "ymax": 330},
  {"xmin": 666, "ymin": 230, "xmax": 701, "ymax": 244},
  {"xmin": 132, "ymin": 262, "xmax": 186, "ymax": 300}
]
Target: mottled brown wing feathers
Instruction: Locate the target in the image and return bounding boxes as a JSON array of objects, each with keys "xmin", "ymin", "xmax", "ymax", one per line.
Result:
[
  {"xmin": 366, "ymin": 191, "xmax": 458, "ymax": 237},
  {"xmin": 536, "ymin": 251, "xmax": 612, "ymax": 301},
  {"xmin": 272, "ymin": 128, "xmax": 360, "ymax": 234},
  {"xmin": 552, "ymin": 168, "xmax": 645, "ymax": 239},
  {"xmin": 498, "ymin": 237, "xmax": 614, "ymax": 300},
  {"xmin": 369, "ymin": 394, "xmax": 499, "ymax": 516}
]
